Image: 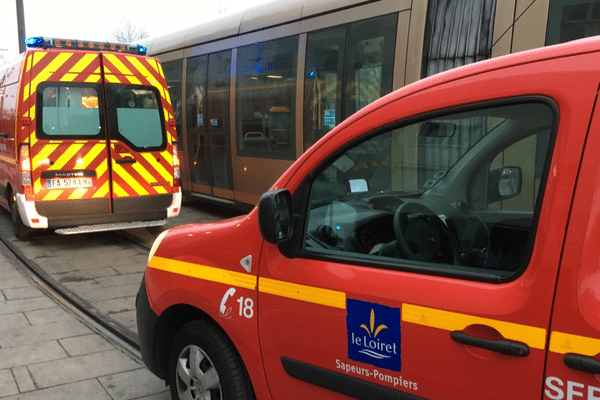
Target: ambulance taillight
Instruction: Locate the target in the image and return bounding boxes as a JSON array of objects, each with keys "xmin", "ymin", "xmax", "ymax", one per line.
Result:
[{"xmin": 19, "ymin": 145, "xmax": 34, "ymax": 201}]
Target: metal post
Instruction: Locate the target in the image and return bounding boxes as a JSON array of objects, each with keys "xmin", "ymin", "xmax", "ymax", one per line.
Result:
[{"xmin": 16, "ymin": 0, "xmax": 26, "ymax": 54}]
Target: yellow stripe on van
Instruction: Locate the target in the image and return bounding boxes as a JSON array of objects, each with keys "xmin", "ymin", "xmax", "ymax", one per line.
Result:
[
  {"xmin": 92, "ymin": 181, "xmax": 109, "ymax": 198},
  {"xmin": 112, "ymin": 163, "xmax": 149, "ymax": 196},
  {"xmin": 51, "ymin": 143, "xmax": 84, "ymax": 171},
  {"xmin": 402, "ymin": 304, "xmax": 547, "ymax": 350},
  {"xmin": 258, "ymin": 277, "xmax": 346, "ymax": 309},
  {"xmin": 149, "ymin": 256, "xmax": 257, "ymax": 290},
  {"xmin": 104, "ymin": 54, "xmax": 134, "ymax": 76},
  {"xmin": 550, "ymin": 331, "xmax": 600, "ymax": 356},
  {"xmin": 142, "ymin": 152, "xmax": 171, "ymax": 182},
  {"xmin": 112, "ymin": 182, "xmax": 129, "ymax": 197},
  {"xmin": 70, "ymin": 53, "xmax": 97, "ymax": 74}
]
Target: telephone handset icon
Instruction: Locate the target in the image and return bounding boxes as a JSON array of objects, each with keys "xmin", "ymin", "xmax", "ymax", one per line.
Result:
[{"xmin": 220, "ymin": 288, "xmax": 236, "ymax": 318}]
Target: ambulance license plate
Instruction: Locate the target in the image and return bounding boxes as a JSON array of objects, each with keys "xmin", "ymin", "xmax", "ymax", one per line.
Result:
[{"xmin": 46, "ymin": 177, "xmax": 93, "ymax": 189}]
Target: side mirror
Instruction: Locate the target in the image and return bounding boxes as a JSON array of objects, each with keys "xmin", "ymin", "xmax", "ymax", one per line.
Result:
[
  {"xmin": 258, "ymin": 189, "xmax": 293, "ymax": 244},
  {"xmin": 488, "ymin": 166, "xmax": 522, "ymax": 204}
]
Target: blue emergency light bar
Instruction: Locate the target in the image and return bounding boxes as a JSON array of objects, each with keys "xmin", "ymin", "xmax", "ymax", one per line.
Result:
[{"xmin": 25, "ymin": 36, "xmax": 147, "ymax": 55}]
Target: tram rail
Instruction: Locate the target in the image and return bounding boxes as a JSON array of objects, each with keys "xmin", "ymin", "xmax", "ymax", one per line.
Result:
[{"xmin": 0, "ymin": 227, "xmax": 144, "ymax": 360}]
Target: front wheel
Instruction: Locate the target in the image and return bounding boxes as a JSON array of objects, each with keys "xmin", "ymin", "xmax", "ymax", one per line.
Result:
[{"xmin": 168, "ymin": 320, "xmax": 255, "ymax": 400}]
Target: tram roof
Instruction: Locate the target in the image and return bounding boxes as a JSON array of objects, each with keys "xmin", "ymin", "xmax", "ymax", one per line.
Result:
[{"xmin": 139, "ymin": 0, "xmax": 372, "ymax": 56}]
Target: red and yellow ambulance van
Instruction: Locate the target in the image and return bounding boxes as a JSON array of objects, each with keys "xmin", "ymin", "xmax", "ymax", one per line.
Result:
[
  {"xmin": 136, "ymin": 36, "xmax": 600, "ymax": 399},
  {"xmin": 0, "ymin": 37, "xmax": 181, "ymax": 239}
]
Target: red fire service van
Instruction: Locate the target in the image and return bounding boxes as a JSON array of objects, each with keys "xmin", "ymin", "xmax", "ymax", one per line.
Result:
[
  {"xmin": 0, "ymin": 37, "xmax": 181, "ymax": 239},
  {"xmin": 136, "ymin": 36, "xmax": 600, "ymax": 400}
]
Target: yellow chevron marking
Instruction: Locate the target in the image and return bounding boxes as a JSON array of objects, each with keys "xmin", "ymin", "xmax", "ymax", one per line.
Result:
[
  {"xmin": 30, "ymin": 52, "xmax": 73, "ymax": 93},
  {"xmin": 105, "ymin": 74, "xmax": 121, "ymax": 84},
  {"xmin": 149, "ymin": 256, "xmax": 257, "ymax": 290},
  {"xmin": 126, "ymin": 76, "xmax": 142, "ymax": 85},
  {"xmin": 42, "ymin": 190, "xmax": 62, "ymax": 201},
  {"xmin": 131, "ymin": 161, "xmax": 157, "ymax": 184},
  {"xmin": 105, "ymin": 54, "xmax": 134, "ymax": 75},
  {"xmin": 80, "ymin": 143, "xmax": 105, "ymax": 168},
  {"xmin": 70, "ymin": 53, "xmax": 97, "ymax": 73},
  {"xmin": 127, "ymin": 57, "xmax": 162, "ymax": 93},
  {"xmin": 84, "ymin": 74, "xmax": 102, "ymax": 83},
  {"xmin": 51, "ymin": 143, "xmax": 84, "ymax": 170},
  {"xmin": 68, "ymin": 188, "xmax": 88, "ymax": 200},
  {"xmin": 32, "ymin": 143, "xmax": 59, "ymax": 169},
  {"xmin": 92, "ymin": 180, "xmax": 109, "ymax": 198},
  {"xmin": 112, "ymin": 182, "xmax": 128, "ymax": 197},
  {"xmin": 113, "ymin": 163, "xmax": 149, "ymax": 196},
  {"xmin": 142, "ymin": 152, "xmax": 171, "ymax": 182},
  {"xmin": 22, "ymin": 82, "xmax": 30, "ymax": 103},
  {"xmin": 59, "ymin": 73, "xmax": 79, "ymax": 82},
  {"xmin": 402, "ymin": 304, "xmax": 547, "ymax": 350}
]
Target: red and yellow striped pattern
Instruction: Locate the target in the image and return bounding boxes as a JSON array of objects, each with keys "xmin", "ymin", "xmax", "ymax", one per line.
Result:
[{"xmin": 18, "ymin": 49, "xmax": 176, "ymax": 202}]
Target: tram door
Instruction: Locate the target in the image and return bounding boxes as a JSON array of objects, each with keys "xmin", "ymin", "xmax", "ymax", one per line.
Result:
[{"xmin": 186, "ymin": 50, "xmax": 234, "ymax": 197}]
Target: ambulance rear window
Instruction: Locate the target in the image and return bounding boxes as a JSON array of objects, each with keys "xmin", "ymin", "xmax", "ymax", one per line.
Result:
[
  {"xmin": 38, "ymin": 84, "xmax": 102, "ymax": 138},
  {"xmin": 106, "ymin": 85, "xmax": 166, "ymax": 151}
]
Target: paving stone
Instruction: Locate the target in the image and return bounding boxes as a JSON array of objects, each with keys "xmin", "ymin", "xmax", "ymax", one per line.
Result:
[
  {"xmin": 59, "ymin": 334, "xmax": 114, "ymax": 357},
  {"xmin": 0, "ymin": 313, "xmax": 29, "ymax": 331},
  {"xmin": 98, "ymin": 368, "xmax": 169, "ymax": 400},
  {"xmin": 0, "ymin": 379, "xmax": 112, "ymax": 400},
  {"xmin": 27, "ymin": 350, "xmax": 140, "ymax": 389},
  {"xmin": 0, "ymin": 277, "xmax": 31, "ymax": 290},
  {"xmin": 0, "ymin": 320, "xmax": 92, "ymax": 348},
  {"xmin": 24, "ymin": 307, "xmax": 71, "ymax": 326},
  {"xmin": 0, "ymin": 297, "xmax": 57, "ymax": 316},
  {"xmin": 0, "ymin": 368, "xmax": 19, "ymax": 397},
  {"xmin": 2, "ymin": 287, "xmax": 45, "ymax": 301},
  {"xmin": 0, "ymin": 341, "xmax": 66, "ymax": 370},
  {"xmin": 11, "ymin": 366, "xmax": 35, "ymax": 393}
]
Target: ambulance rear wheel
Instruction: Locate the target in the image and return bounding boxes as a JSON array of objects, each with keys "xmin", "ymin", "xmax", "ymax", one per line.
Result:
[
  {"xmin": 11, "ymin": 199, "xmax": 31, "ymax": 240},
  {"xmin": 168, "ymin": 320, "xmax": 255, "ymax": 400}
]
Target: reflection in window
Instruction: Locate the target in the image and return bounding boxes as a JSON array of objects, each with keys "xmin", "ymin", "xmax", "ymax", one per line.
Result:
[
  {"xmin": 106, "ymin": 86, "xmax": 165, "ymax": 149},
  {"xmin": 40, "ymin": 85, "xmax": 101, "ymax": 137},
  {"xmin": 236, "ymin": 36, "xmax": 298, "ymax": 159},
  {"xmin": 304, "ymin": 14, "xmax": 397, "ymax": 150},
  {"xmin": 547, "ymin": 0, "xmax": 600, "ymax": 44},
  {"xmin": 304, "ymin": 102, "xmax": 555, "ymax": 278}
]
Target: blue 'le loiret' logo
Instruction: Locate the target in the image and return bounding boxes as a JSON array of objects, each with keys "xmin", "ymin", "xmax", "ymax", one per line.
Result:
[{"xmin": 346, "ymin": 299, "xmax": 401, "ymax": 371}]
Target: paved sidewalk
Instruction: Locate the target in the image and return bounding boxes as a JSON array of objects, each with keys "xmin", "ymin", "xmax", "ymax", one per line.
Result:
[{"xmin": 0, "ymin": 244, "xmax": 170, "ymax": 399}]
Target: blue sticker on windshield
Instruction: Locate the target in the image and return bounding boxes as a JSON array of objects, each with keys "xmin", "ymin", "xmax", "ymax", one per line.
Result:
[{"xmin": 346, "ymin": 299, "xmax": 401, "ymax": 371}]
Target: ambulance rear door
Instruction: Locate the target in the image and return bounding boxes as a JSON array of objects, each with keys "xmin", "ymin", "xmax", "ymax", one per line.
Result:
[
  {"xmin": 101, "ymin": 53, "xmax": 176, "ymax": 216},
  {"xmin": 30, "ymin": 50, "xmax": 113, "ymax": 219}
]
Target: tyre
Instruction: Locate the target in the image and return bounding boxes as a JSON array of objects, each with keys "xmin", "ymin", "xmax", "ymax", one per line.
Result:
[
  {"xmin": 11, "ymin": 198, "xmax": 31, "ymax": 240},
  {"xmin": 169, "ymin": 320, "xmax": 255, "ymax": 400}
]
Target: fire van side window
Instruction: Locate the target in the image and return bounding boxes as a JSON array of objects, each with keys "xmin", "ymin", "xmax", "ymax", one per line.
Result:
[
  {"xmin": 39, "ymin": 84, "xmax": 102, "ymax": 138},
  {"xmin": 302, "ymin": 100, "xmax": 556, "ymax": 280}
]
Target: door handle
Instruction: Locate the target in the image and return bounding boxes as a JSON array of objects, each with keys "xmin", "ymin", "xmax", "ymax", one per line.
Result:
[
  {"xmin": 450, "ymin": 330, "xmax": 530, "ymax": 357},
  {"xmin": 116, "ymin": 158, "xmax": 136, "ymax": 165},
  {"xmin": 563, "ymin": 353, "xmax": 600, "ymax": 374}
]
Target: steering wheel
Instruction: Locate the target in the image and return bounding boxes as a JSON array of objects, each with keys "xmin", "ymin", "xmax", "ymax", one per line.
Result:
[{"xmin": 393, "ymin": 202, "xmax": 460, "ymax": 264}]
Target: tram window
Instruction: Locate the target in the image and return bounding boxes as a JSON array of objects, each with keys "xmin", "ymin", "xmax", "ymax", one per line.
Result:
[
  {"xmin": 304, "ymin": 27, "xmax": 345, "ymax": 150},
  {"xmin": 236, "ymin": 35, "xmax": 298, "ymax": 160},
  {"xmin": 38, "ymin": 83, "xmax": 102, "ymax": 138},
  {"xmin": 304, "ymin": 14, "xmax": 397, "ymax": 150},
  {"xmin": 344, "ymin": 14, "xmax": 396, "ymax": 119},
  {"xmin": 547, "ymin": 0, "xmax": 600, "ymax": 45}
]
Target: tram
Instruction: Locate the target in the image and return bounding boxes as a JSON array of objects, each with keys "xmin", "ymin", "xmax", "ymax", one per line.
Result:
[{"xmin": 141, "ymin": 0, "xmax": 595, "ymax": 210}]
